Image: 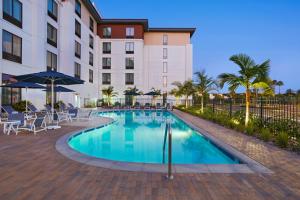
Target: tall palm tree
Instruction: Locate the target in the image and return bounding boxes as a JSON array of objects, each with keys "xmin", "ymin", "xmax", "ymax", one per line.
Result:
[
  {"xmin": 169, "ymin": 88, "xmax": 182, "ymax": 106},
  {"xmin": 102, "ymin": 86, "xmax": 118, "ymax": 106},
  {"xmin": 218, "ymin": 54, "xmax": 270, "ymax": 126},
  {"xmin": 277, "ymin": 80, "xmax": 284, "ymax": 94},
  {"xmin": 194, "ymin": 70, "xmax": 216, "ymax": 113},
  {"xmin": 172, "ymin": 80, "xmax": 195, "ymax": 108}
]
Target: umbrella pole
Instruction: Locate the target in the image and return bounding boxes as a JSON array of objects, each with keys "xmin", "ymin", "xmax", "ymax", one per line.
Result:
[
  {"xmin": 25, "ymin": 87, "xmax": 28, "ymax": 113},
  {"xmin": 51, "ymin": 80, "xmax": 54, "ymax": 122}
]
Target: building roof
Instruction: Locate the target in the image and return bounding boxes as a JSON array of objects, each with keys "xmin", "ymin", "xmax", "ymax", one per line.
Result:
[
  {"xmin": 99, "ymin": 19, "xmax": 149, "ymax": 31},
  {"xmin": 148, "ymin": 28, "xmax": 196, "ymax": 37},
  {"xmin": 81, "ymin": 0, "xmax": 102, "ymax": 22}
]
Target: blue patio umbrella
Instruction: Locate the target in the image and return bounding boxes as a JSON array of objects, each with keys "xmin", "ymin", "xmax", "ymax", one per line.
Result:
[
  {"xmin": 14, "ymin": 70, "xmax": 84, "ymax": 124},
  {"xmin": 144, "ymin": 91, "xmax": 161, "ymax": 105},
  {"xmin": 0, "ymin": 82, "xmax": 45, "ymax": 112}
]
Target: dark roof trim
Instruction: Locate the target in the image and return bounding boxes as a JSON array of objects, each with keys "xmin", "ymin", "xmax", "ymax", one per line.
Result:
[
  {"xmin": 100, "ymin": 19, "xmax": 149, "ymax": 31},
  {"xmin": 81, "ymin": 0, "xmax": 101, "ymax": 22},
  {"xmin": 148, "ymin": 28, "xmax": 196, "ymax": 37}
]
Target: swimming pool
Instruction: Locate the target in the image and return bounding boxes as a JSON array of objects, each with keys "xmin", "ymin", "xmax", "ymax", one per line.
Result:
[{"xmin": 68, "ymin": 110, "xmax": 239, "ymax": 164}]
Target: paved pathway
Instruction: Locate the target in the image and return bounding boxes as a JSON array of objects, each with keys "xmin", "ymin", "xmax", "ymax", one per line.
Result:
[{"xmin": 0, "ymin": 111, "xmax": 300, "ymax": 200}]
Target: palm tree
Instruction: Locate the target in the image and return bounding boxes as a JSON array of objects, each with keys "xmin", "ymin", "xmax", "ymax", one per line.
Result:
[
  {"xmin": 169, "ymin": 88, "xmax": 182, "ymax": 106},
  {"xmin": 102, "ymin": 86, "xmax": 118, "ymax": 106},
  {"xmin": 218, "ymin": 54, "xmax": 270, "ymax": 126},
  {"xmin": 194, "ymin": 70, "xmax": 216, "ymax": 113},
  {"xmin": 277, "ymin": 81, "xmax": 284, "ymax": 94},
  {"xmin": 172, "ymin": 80, "xmax": 195, "ymax": 108}
]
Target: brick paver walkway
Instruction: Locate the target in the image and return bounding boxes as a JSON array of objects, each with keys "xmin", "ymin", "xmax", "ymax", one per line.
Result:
[{"xmin": 0, "ymin": 111, "xmax": 300, "ymax": 200}]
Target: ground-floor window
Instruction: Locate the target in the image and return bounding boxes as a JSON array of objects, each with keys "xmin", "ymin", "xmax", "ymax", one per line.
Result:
[{"xmin": 1, "ymin": 73, "xmax": 21, "ymax": 105}]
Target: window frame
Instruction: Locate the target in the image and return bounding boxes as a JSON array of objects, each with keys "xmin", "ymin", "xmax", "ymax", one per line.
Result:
[
  {"xmin": 47, "ymin": 0, "xmax": 58, "ymax": 21},
  {"xmin": 89, "ymin": 17, "xmax": 94, "ymax": 32},
  {"xmin": 102, "ymin": 73, "xmax": 111, "ymax": 85},
  {"xmin": 89, "ymin": 69, "xmax": 93, "ymax": 83},
  {"xmin": 125, "ymin": 57, "xmax": 134, "ymax": 69},
  {"xmin": 47, "ymin": 51, "xmax": 57, "ymax": 71},
  {"xmin": 126, "ymin": 27, "xmax": 135, "ymax": 38},
  {"xmin": 103, "ymin": 27, "xmax": 112, "ymax": 38},
  {"xmin": 3, "ymin": 0, "xmax": 23, "ymax": 28},
  {"xmin": 2, "ymin": 30, "xmax": 22, "ymax": 63},
  {"xmin": 163, "ymin": 48, "xmax": 168, "ymax": 59},
  {"xmin": 102, "ymin": 57, "xmax": 111, "ymax": 69},
  {"xmin": 89, "ymin": 34, "xmax": 94, "ymax": 49},
  {"xmin": 163, "ymin": 34, "xmax": 168, "ymax": 45},
  {"xmin": 75, "ymin": 41, "xmax": 81, "ymax": 58},
  {"xmin": 163, "ymin": 76, "xmax": 168, "ymax": 87},
  {"xmin": 125, "ymin": 42, "xmax": 134, "ymax": 54},
  {"xmin": 75, "ymin": 0, "xmax": 81, "ymax": 17},
  {"xmin": 89, "ymin": 52, "xmax": 93, "ymax": 66},
  {"xmin": 75, "ymin": 19, "xmax": 81, "ymax": 38},
  {"xmin": 102, "ymin": 42, "xmax": 111, "ymax": 54},
  {"xmin": 74, "ymin": 62, "xmax": 81, "ymax": 79},
  {"xmin": 47, "ymin": 23, "xmax": 57, "ymax": 47},
  {"xmin": 125, "ymin": 73, "xmax": 134, "ymax": 85},
  {"xmin": 163, "ymin": 62, "xmax": 168, "ymax": 73}
]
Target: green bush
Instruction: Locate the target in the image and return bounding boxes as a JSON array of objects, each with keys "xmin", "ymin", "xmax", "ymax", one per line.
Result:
[
  {"xmin": 275, "ymin": 132, "xmax": 289, "ymax": 148},
  {"xmin": 245, "ymin": 124, "xmax": 255, "ymax": 136},
  {"xmin": 12, "ymin": 101, "xmax": 29, "ymax": 112},
  {"xmin": 260, "ymin": 128, "xmax": 272, "ymax": 142}
]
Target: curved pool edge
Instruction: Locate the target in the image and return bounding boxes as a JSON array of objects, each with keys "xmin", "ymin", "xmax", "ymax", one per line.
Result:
[{"xmin": 55, "ymin": 111, "xmax": 273, "ymax": 174}]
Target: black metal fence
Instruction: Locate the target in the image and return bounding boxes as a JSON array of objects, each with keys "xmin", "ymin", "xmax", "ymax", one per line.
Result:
[{"xmin": 194, "ymin": 96, "xmax": 300, "ymax": 135}]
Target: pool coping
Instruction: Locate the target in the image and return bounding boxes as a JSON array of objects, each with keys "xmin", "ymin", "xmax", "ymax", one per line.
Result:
[{"xmin": 55, "ymin": 110, "xmax": 272, "ymax": 174}]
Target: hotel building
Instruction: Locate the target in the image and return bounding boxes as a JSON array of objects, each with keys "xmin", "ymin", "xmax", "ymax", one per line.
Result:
[{"xmin": 0, "ymin": 0, "xmax": 195, "ymax": 108}]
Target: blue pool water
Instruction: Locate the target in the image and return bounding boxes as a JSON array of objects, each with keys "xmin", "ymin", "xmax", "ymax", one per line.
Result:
[{"xmin": 68, "ymin": 110, "xmax": 239, "ymax": 164}]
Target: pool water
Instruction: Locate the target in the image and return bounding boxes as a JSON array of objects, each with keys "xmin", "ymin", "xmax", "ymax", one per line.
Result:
[{"xmin": 68, "ymin": 110, "xmax": 239, "ymax": 164}]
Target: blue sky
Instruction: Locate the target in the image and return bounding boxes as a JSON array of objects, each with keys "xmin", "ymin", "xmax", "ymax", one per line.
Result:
[{"xmin": 94, "ymin": 0, "xmax": 300, "ymax": 92}]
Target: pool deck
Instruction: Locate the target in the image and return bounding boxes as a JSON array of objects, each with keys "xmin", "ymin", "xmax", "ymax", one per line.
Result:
[{"xmin": 1, "ymin": 109, "xmax": 300, "ymax": 199}]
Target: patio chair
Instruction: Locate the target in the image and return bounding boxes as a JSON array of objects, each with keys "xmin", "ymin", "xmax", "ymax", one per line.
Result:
[
  {"xmin": 76, "ymin": 110, "xmax": 96, "ymax": 121},
  {"xmin": 144, "ymin": 103, "xmax": 151, "ymax": 110},
  {"xmin": 27, "ymin": 104, "xmax": 39, "ymax": 113},
  {"xmin": 68, "ymin": 108, "xmax": 79, "ymax": 120},
  {"xmin": 134, "ymin": 102, "xmax": 141, "ymax": 110},
  {"xmin": 68, "ymin": 103, "xmax": 75, "ymax": 109},
  {"xmin": 8, "ymin": 113, "xmax": 47, "ymax": 135},
  {"xmin": 53, "ymin": 110, "xmax": 69, "ymax": 124},
  {"xmin": 1, "ymin": 105, "xmax": 19, "ymax": 114},
  {"xmin": 156, "ymin": 103, "xmax": 163, "ymax": 110},
  {"xmin": 59, "ymin": 102, "xmax": 68, "ymax": 112}
]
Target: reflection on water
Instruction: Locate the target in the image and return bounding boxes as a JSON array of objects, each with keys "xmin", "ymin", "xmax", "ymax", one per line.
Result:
[{"xmin": 69, "ymin": 110, "xmax": 239, "ymax": 164}]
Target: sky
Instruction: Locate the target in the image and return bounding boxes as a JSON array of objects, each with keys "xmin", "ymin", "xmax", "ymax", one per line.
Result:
[{"xmin": 93, "ymin": 0, "xmax": 300, "ymax": 92}]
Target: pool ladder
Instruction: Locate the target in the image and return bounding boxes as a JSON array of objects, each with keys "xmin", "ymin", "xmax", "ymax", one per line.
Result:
[{"xmin": 163, "ymin": 121, "xmax": 173, "ymax": 180}]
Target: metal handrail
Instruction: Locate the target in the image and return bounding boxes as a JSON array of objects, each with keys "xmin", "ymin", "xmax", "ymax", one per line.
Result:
[{"xmin": 163, "ymin": 121, "xmax": 173, "ymax": 180}]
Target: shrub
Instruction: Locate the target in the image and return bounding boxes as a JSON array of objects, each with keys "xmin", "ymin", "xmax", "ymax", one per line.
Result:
[
  {"xmin": 260, "ymin": 128, "xmax": 272, "ymax": 142},
  {"xmin": 245, "ymin": 124, "xmax": 255, "ymax": 136},
  {"xmin": 275, "ymin": 132, "xmax": 289, "ymax": 148},
  {"xmin": 12, "ymin": 101, "xmax": 29, "ymax": 112}
]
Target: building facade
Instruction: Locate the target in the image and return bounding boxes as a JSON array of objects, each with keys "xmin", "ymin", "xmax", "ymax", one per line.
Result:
[{"xmin": 0, "ymin": 0, "xmax": 195, "ymax": 108}]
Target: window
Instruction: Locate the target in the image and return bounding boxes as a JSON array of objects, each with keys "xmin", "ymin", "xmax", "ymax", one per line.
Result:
[
  {"xmin": 125, "ymin": 58, "xmax": 134, "ymax": 69},
  {"xmin": 75, "ymin": 0, "xmax": 81, "ymax": 17},
  {"xmin": 163, "ymin": 76, "xmax": 167, "ymax": 87},
  {"xmin": 125, "ymin": 42, "xmax": 134, "ymax": 54},
  {"xmin": 47, "ymin": 0, "xmax": 58, "ymax": 21},
  {"xmin": 103, "ymin": 27, "xmax": 111, "ymax": 38},
  {"xmin": 163, "ymin": 62, "xmax": 168, "ymax": 73},
  {"xmin": 47, "ymin": 51, "xmax": 57, "ymax": 71},
  {"xmin": 125, "ymin": 73, "xmax": 134, "ymax": 85},
  {"xmin": 163, "ymin": 34, "xmax": 168, "ymax": 45},
  {"xmin": 74, "ymin": 62, "xmax": 81, "ymax": 79},
  {"xmin": 89, "ymin": 17, "xmax": 94, "ymax": 32},
  {"xmin": 2, "ymin": 30, "xmax": 22, "ymax": 63},
  {"xmin": 1, "ymin": 74, "xmax": 21, "ymax": 105},
  {"xmin": 163, "ymin": 48, "xmax": 168, "ymax": 59},
  {"xmin": 75, "ymin": 20, "xmax": 81, "ymax": 38},
  {"xmin": 3, "ymin": 0, "xmax": 22, "ymax": 28},
  {"xmin": 89, "ymin": 69, "xmax": 93, "ymax": 83},
  {"xmin": 89, "ymin": 52, "xmax": 93, "ymax": 66},
  {"xmin": 89, "ymin": 35, "xmax": 94, "ymax": 49},
  {"xmin": 126, "ymin": 27, "xmax": 134, "ymax": 38},
  {"xmin": 102, "ymin": 73, "xmax": 111, "ymax": 85},
  {"xmin": 75, "ymin": 41, "xmax": 81, "ymax": 58},
  {"xmin": 102, "ymin": 58, "xmax": 111, "ymax": 69},
  {"xmin": 103, "ymin": 42, "xmax": 111, "ymax": 54},
  {"xmin": 47, "ymin": 23, "xmax": 57, "ymax": 47}
]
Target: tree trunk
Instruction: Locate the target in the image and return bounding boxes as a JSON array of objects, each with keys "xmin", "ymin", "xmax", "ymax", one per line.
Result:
[
  {"xmin": 201, "ymin": 95, "xmax": 204, "ymax": 113},
  {"xmin": 185, "ymin": 96, "xmax": 188, "ymax": 108},
  {"xmin": 245, "ymin": 88, "xmax": 251, "ymax": 126}
]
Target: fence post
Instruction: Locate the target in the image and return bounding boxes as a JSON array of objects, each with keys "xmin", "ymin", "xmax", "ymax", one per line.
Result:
[
  {"xmin": 260, "ymin": 96, "xmax": 263, "ymax": 125},
  {"xmin": 229, "ymin": 98, "xmax": 233, "ymax": 117},
  {"xmin": 212, "ymin": 99, "xmax": 215, "ymax": 113}
]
